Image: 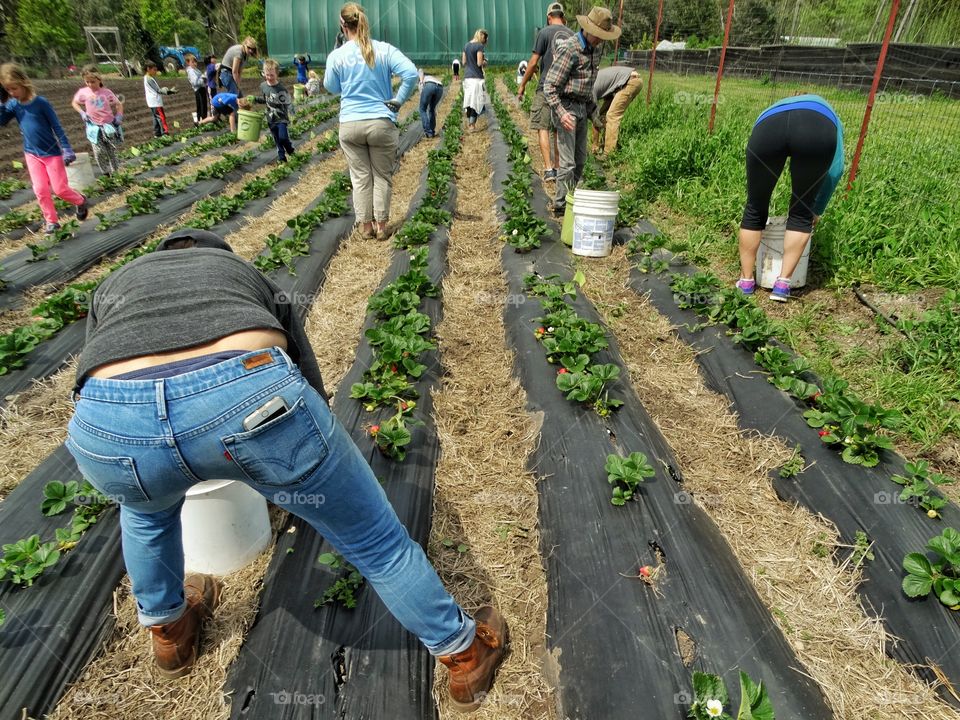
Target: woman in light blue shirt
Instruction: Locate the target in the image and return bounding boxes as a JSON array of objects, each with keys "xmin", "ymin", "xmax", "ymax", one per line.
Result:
[
  {"xmin": 324, "ymin": 2, "xmax": 417, "ymax": 240},
  {"xmin": 737, "ymin": 94, "xmax": 844, "ymax": 301}
]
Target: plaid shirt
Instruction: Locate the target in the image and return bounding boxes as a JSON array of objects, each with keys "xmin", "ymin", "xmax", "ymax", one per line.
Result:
[{"xmin": 543, "ymin": 31, "xmax": 601, "ymax": 118}]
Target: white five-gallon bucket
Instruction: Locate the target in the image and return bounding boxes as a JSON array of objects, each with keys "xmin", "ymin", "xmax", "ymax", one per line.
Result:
[
  {"xmin": 66, "ymin": 152, "xmax": 96, "ymax": 192},
  {"xmin": 755, "ymin": 216, "xmax": 811, "ymax": 289},
  {"xmin": 181, "ymin": 480, "xmax": 271, "ymax": 575},
  {"xmin": 572, "ymin": 189, "xmax": 620, "ymax": 257}
]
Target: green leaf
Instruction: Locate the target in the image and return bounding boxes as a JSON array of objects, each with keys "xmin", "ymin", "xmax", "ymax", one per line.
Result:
[
  {"xmin": 572, "ymin": 270, "xmax": 586, "ymax": 288},
  {"xmin": 692, "ymin": 671, "xmax": 729, "ymax": 706},
  {"xmin": 317, "ymin": 552, "xmax": 339, "ymax": 567},
  {"xmin": 737, "ymin": 671, "xmax": 775, "ymax": 720},
  {"xmin": 903, "ymin": 552, "xmax": 933, "ymax": 578},
  {"xmin": 902, "ymin": 573, "xmax": 934, "ymax": 598}
]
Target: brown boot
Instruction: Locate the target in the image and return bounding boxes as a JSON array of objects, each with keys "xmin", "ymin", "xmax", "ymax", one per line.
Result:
[
  {"xmin": 149, "ymin": 574, "xmax": 221, "ymax": 679},
  {"xmin": 438, "ymin": 606, "xmax": 508, "ymax": 712}
]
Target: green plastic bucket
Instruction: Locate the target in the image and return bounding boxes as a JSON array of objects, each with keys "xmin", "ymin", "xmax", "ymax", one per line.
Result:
[
  {"xmin": 236, "ymin": 109, "xmax": 263, "ymax": 142},
  {"xmin": 293, "ymin": 84, "xmax": 306, "ymax": 103},
  {"xmin": 560, "ymin": 193, "xmax": 575, "ymax": 247}
]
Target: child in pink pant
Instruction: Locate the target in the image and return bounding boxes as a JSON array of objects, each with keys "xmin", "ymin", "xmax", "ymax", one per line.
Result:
[{"xmin": 0, "ymin": 63, "xmax": 89, "ymax": 234}]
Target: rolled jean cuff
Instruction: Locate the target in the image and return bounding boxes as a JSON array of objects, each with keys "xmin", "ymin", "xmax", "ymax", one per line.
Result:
[
  {"xmin": 138, "ymin": 601, "xmax": 186, "ymax": 627},
  {"xmin": 427, "ymin": 609, "xmax": 476, "ymax": 656}
]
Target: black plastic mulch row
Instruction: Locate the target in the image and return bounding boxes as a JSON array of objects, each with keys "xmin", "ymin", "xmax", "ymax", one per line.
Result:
[
  {"xmin": 0, "ymin": 118, "xmax": 345, "ymax": 405},
  {"xmin": 628, "ymin": 243, "xmax": 960, "ymax": 706},
  {"xmin": 0, "ymin": 115, "xmax": 340, "ymax": 310},
  {"xmin": 486, "ymin": 110, "xmax": 832, "ymax": 718},
  {"xmin": 225, "ymin": 118, "xmax": 455, "ymax": 720},
  {"xmin": 0, "ymin": 118, "xmax": 428, "ymax": 720}
]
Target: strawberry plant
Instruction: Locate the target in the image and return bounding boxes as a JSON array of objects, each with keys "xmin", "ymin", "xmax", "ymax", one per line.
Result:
[
  {"xmin": 556, "ymin": 363, "xmax": 624, "ymax": 416},
  {"xmin": 605, "ymin": 451, "xmax": 655, "ymax": 505},
  {"xmin": 687, "ymin": 670, "xmax": 775, "ymax": 720},
  {"xmin": 803, "ymin": 379, "xmax": 901, "ymax": 467},
  {"xmin": 0, "ymin": 535, "xmax": 60, "ymax": 587},
  {"xmin": 891, "ymin": 460, "xmax": 953, "ymax": 518},
  {"xmin": 902, "ymin": 527, "xmax": 960, "ymax": 609},
  {"xmin": 315, "ymin": 552, "xmax": 365, "ymax": 609},
  {"xmin": 0, "ymin": 178, "xmax": 27, "ymax": 199},
  {"xmin": 393, "ymin": 219, "xmax": 435, "ymax": 249},
  {"xmin": 370, "ymin": 410, "xmax": 422, "ymax": 461}
]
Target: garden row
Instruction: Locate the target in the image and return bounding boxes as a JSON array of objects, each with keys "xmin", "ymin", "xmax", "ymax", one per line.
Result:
[
  {"xmin": 0, "ymin": 108, "xmax": 345, "ymax": 402},
  {"xmin": 0, "ymin": 104, "xmax": 437, "ymax": 720},
  {"xmin": 507, "ymin": 73, "xmax": 960, "ymax": 713}
]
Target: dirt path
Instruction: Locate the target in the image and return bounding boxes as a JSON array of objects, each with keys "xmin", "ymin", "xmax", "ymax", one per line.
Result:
[{"xmin": 428, "ymin": 123, "xmax": 553, "ymax": 719}]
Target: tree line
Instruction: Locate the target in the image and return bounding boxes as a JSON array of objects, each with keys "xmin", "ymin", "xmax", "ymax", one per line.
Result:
[{"xmin": 0, "ymin": 0, "xmax": 267, "ymax": 73}]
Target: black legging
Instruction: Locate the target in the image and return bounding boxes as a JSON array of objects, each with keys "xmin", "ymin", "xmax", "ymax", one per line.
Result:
[
  {"xmin": 194, "ymin": 88, "xmax": 209, "ymax": 122},
  {"xmin": 741, "ymin": 109, "xmax": 837, "ymax": 233}
]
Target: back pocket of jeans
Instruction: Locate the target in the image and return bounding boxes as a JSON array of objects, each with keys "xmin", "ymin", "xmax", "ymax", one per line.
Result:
[
  {"xmin": 65, "ymin": 438, "xmax": 150, "ymax": 504},
  {"xmin": 222, "ymin": 397, "xmax": 329, "ymax": 488}
]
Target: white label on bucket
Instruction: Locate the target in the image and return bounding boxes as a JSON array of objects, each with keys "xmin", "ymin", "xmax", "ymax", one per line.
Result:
[{"xmin": 573, "ymin": 216, "xmax": 615, "ymax": 255}]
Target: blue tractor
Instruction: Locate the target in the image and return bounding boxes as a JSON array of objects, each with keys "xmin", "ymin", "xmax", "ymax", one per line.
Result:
[{"xmin": 159, "ymin": 45, "xmax": 202, "ymax": 74}]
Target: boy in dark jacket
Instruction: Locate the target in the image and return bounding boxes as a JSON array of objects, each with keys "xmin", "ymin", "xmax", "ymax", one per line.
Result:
[{"xmin": 251, "ymin": 58, "xmax": 295, "ymax": 162}]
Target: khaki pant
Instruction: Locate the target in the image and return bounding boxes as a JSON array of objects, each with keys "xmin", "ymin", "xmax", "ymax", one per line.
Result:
[
  {"xmin": 593, "ymin": 72, "xmax": 643, "ymax": 154},
  {"xmin": 339, "ymin": 118, "xmax": 399, "ymax": 223}
]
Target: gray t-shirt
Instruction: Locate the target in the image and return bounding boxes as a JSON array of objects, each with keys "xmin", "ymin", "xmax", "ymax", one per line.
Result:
[
  {"xmin": 463, "ymin": 42, "xmax": 485, "ymax": 79},
  {"xmin": 76, "ymin": 244, "xmax": 326, "ymax": 398},
  {"xmin": 221, "ymin": 44, "xmax": 246, "ymax": 73},
  {"xmin": 593, "ymin": 66, "xmax": 635, "ymax": 102},
  {"xmin": 533, "ymin": 24, "xmax": 574, "ymax": 91}
]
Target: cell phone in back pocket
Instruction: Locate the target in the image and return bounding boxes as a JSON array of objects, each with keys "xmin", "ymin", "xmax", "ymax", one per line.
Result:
[{"xmin": 242, "ymin": 396, "xmax": 290, "ymax": 431}]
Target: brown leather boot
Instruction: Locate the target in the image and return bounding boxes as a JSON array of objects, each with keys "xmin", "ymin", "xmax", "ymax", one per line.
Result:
[
  {"xmin": 438, "ymin": 606, "xmax": 509, "ymax": 712},
  {"xmin": 149, "ymin": 574, "xmax": 221, "ymax": 679}
]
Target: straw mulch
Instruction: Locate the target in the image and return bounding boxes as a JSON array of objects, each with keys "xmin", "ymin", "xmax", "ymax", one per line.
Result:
[
  {"xmin": 39, "ymin": 100, "xmax": 453, "ymax": 720},
  {"xmin": 39, "ymin": 507, "xmax": 288, "ymax": 720},
  {"xmin": 576, "ymin": 247, "xmax": 960, "ymax": 720},
  {"xmin": 428, "ymin": 128, "xmax": 554, "ymax": 719},
  {"xmin": 0, "ymin": 360, "xmax": 76, "ymax": 499}
]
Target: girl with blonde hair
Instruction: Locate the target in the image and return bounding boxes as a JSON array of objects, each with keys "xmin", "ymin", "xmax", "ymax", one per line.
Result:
[
  {"xmin": 0, "ymin": 63, "xmax": 88, "ymax": 234},
  {"xmin": 462, "ymin": 28, "xmax": 488, "ymax": 130},
  {"xmin": 324, "ymin": 2, "xmax": 419, "ymax": 240},
  {"xmin": 72, "ymin": 64, "xmax": 124, "ymax": 176}
]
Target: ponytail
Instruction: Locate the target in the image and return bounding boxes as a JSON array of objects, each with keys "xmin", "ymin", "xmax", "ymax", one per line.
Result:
[{"xmin": 341, "ymin": 3, "xmax": 375, "ymax": 69}]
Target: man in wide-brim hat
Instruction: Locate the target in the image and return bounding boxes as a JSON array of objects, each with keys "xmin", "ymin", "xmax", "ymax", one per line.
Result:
[{"xmin": 543, "ymin": 6, "xmax": 622, "ymax": 216}]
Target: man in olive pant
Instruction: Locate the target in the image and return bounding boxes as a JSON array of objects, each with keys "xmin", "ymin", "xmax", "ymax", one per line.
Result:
[{"xmin": 591, "ymin": 66, "xmax": 643, "ymax": 155}]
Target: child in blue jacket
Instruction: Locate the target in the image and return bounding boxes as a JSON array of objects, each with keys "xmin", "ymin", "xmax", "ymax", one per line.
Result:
[{"xmin": 0, "ymin": 63, "xmax": 88, "ymax": 234}]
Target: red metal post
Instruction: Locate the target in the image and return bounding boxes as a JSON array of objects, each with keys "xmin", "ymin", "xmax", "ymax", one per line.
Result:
[
  {"xmin": 612, "ymin": 0, "xmax": 625, "ymax": 61},
  {"xmin": 709, "ymin": 0, "xmax": 736, "ymax": 134},
  {"xmin": 646, "ymin": 0, "xmax": 665, "ymax": 105},
  {"xmin": 848, "ymin": 0, "xmax": 901, "ymax": 190}
]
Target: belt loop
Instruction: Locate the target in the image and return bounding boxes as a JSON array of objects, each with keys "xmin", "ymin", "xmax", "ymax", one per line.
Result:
[
  {"xmin": 155, "ymin": 379, "xmax": 168, "ymax": 421},
  {"xmin": 277, "ymin": 346, "xmax": 294, "ymax": 372}
]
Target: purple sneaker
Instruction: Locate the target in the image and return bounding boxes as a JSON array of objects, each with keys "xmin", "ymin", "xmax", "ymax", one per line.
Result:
[
  {"xmin": 735, "ymin": 278, "xmax": 756, "ymax": 295},
  {"xmin": 770, "ymin": 278, "xmax": 791, "ymax": 302}
]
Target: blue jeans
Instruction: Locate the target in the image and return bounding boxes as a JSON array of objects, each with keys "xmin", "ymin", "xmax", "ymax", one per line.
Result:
[
  {"xmin": 219, "ymin": 68, "xmax": 239, "ymax": 95},
  {"xmin": 269, "ymin": 122, "xmax": 295, "ymax": 160},
  {"xmin": 419, "ymin": 81, "xmax": 442, "ymax": 136},
  {"xmin": 65, "ymin": 348, "xmax": 475, "ymax": 656}
]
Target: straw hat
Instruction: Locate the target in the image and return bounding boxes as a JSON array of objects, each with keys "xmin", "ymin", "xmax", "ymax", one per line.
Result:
[{"xmin": 577, "ymin": 6, "xmax": 622, "ymax": 41}]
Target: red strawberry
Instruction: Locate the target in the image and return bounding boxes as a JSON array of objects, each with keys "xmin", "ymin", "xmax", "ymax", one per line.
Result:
[
  {"xmin": 818, "ymin": 430, "xmax": 829, "ymax": 437},
  {"xmin": 370, "ymin": 425, "xmax": 380, "ymax": 435},
  {"xmin": 639, "ymin": 565, "xmax": 653, "ymax": 578},
  {"xmin": 558, "ymin": 368, "xmax": 569, "ymax": 374}
]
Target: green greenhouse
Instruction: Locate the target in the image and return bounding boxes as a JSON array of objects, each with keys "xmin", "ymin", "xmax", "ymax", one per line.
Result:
[{"xmin": 265, "ymin": 0, "xmax": 546, "ymax": 65}]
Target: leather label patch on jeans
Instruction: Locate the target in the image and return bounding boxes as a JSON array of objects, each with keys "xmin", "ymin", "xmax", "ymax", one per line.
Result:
[{"xmin": 242, "ymin": 352, "xmax": 274, "ymax": 370}]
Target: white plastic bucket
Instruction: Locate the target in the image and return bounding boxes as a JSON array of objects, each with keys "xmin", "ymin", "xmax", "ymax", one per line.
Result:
[
  {"xmin": 571, "ymin": 189, "xmax": 620, "ymax": 258},
  {"xmin": 755, "ymin": 216, "xmax": 810, "ymax": 289},
  {"xmin": 181, "ymin": 480, "xmax": 271, "ymax": 575},
  {"xmin": 66, "ymin": 152, "xmax": 96, "ymax": 191}
]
